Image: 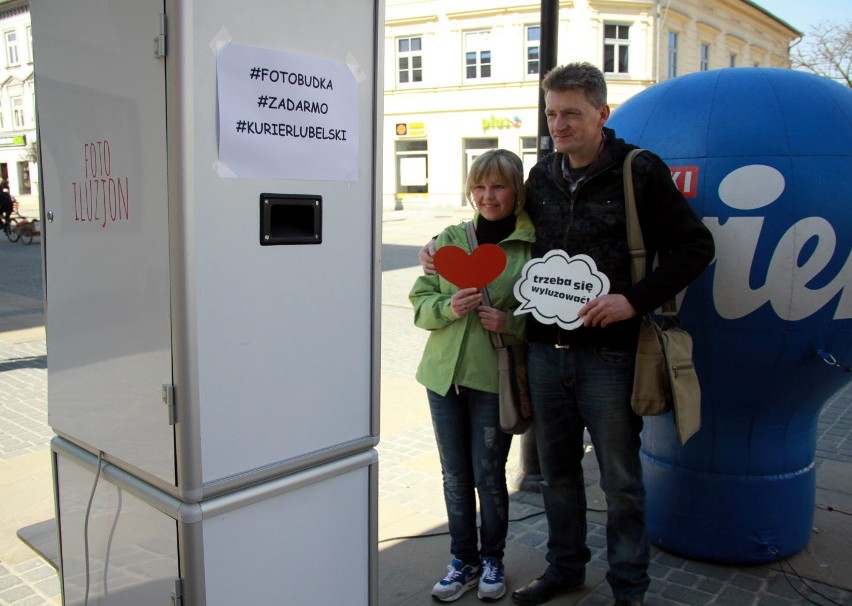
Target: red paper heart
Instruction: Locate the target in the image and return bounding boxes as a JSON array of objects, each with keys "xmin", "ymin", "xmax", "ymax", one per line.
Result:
[{"xmin": 433, "ymin": 244, "xmax": 507, "ymax": 289}]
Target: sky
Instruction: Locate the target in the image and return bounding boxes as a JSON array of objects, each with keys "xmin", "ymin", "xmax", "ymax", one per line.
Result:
[{"xmin": 752, "ymin": 0, "xmax": 852, "ymax": 35}]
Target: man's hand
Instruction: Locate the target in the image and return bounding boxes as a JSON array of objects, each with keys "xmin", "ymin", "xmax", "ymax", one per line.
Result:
[
  {"xmin": 419, "ymin": 239, "xmax": 437, "ymax": 275},
  {"xmin": 578, "ymin": 294, "xmax": 637, "ymax": 328}
]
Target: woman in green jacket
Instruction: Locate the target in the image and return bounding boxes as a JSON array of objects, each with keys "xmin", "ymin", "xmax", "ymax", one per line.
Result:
[{"xmin": 410, "ymin": 149, "xmax": 535, "ymax": 603}]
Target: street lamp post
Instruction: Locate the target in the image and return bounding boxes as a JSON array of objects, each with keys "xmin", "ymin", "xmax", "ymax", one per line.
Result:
[{"xmin": 519, "ymin": 0, "xmax": 559, "ymax": 492}]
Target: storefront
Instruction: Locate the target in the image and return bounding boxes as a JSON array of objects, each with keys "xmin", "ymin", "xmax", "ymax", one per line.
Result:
[
  {"xmin": 0, "ymin": 132, "xmax": 33, "ymax": 196},
  {"xmin": 384, "ymin": 106, "xmax": 540, "ymax": 211}
]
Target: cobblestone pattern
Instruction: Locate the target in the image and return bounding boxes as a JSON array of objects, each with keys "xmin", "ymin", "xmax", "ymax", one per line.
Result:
[
  {"xmin": 0, "ymin": 341, "xmax": 48, "ymax": 461},
  {"xmin": 817, "ymin": 385, "xmax": 852, "ymax": 463},
  {"xmin": 0, "ymin": 238, "xmax": 44, "ymax": 302},
  {"xmin": 0, "ymin": 559, "xmax": 59, "ymax": 606}
]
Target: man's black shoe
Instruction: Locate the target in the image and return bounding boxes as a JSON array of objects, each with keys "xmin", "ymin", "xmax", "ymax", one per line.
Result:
[
  {"xmin": 614, "ymin": 600, "xmax": 644, "ymax": 606},
  {"xmin": 511, "ymin": 575, "xmax": 583, "ymax": 605}
]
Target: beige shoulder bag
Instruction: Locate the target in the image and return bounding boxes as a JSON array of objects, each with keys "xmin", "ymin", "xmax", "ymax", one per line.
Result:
[{"xmin": 624, "ymin": 149, "xmax": 701, "ymax": 445}]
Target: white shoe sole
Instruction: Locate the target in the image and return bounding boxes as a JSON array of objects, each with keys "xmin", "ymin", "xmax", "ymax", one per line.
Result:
[
  {"xmin": 477, "ymin": 583, "xmax": 506, "ymax": 601},
  {"xmin": 431, "ymin": 578, "xmax": 479, "ymax": 602}
]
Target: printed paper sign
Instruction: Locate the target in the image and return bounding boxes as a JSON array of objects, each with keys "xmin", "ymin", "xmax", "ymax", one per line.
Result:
[
  {"xmin": 514, "ymin": 250, "xmax": 610, "ymax": 330},
  {"xmin": 434, "ymin": 244, "xmax": 507, "ymax": 289},
  {"xmin": 217, "ymin": 43, "xmax": 358, "ymax": 181}
]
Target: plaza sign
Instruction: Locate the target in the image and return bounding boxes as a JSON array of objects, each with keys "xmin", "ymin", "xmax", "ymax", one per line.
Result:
[{"xmin": 481, "ymin": 115, "xmax": 522, "ymax": 132}]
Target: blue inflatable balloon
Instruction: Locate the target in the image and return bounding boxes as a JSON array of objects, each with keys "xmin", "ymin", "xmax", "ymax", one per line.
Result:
[{"xmin": 608, "ymin": 68, "xmax": 852, "ymax": 564}]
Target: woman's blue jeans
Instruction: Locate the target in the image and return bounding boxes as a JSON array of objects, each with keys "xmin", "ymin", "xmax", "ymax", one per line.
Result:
[
  {"xmin": 528, "ymin": 343, "xmax": 650, "ymax": 600},
  {"xmin": 427, "ymin": 387, "xmax": 513, "ymax": 564}
]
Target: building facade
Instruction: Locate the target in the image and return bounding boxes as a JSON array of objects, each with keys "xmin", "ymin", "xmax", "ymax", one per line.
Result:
[
  {"xmin": 0, "ymin": 0, "xmax": 34, "ymax": 199},
  {"xmin": 382, "ymin": 0, "xmax": 801, "ymax": 210},
  {"xmin": 0, "ymin": 0, "xmax": 802, "ymax": 206}
]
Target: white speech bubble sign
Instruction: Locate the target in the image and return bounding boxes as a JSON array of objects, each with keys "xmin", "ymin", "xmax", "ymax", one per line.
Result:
[{"xmin": 513, "ymin": 249, "xmax": 610, "ymax": 330}]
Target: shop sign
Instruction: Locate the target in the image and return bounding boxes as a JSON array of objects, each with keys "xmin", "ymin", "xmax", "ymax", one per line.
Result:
[
  {"xmin": 0, "ymin": 134, "xmax": 26, "ymax": 147},
  {"xmin": 481, "ymin": 115, "xmax": 522, "ymax": 132},
  {"xmin": 396, "ymin": 121, "xmax": 425, "ymax": 136}
]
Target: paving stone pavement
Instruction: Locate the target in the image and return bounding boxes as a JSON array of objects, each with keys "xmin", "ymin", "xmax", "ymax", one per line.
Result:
[
  {"xmin": 0, "ymin": 559, "xmax": 59, "ymax": 606},
  {"xmin": 1, "ymin": 207, "xmax": 851, "ymax": 605},
  {"xmin": 0, "ymin": 230, "xmax": 59, "ymax": 605}
]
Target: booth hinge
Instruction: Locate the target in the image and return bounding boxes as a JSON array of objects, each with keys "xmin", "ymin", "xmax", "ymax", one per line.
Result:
[
  {"xmin": 170, "ymin": 577, "xmax": 183, "ymax": 605},
  {"xmin": 154, "ymin": 13, "xmax": 167, "ymax": 58},
  {"xmin": 162, "ymin": 384, "xmax": 177, "ymax": 425}
]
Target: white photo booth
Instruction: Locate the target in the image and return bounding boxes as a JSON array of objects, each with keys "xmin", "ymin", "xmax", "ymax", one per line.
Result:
[{"xmin": 32, "ymin": 0, "xmax": 382, "ymax": 603}]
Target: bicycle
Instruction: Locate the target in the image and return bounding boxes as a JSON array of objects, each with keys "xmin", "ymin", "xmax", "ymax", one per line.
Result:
[
  {"xmin": 13, "ymin": 218, "xmax": 39, "ymax": 244},
  {"xmin": 1, "ymin": 197, "xmax": 23, "ymax": 242}
]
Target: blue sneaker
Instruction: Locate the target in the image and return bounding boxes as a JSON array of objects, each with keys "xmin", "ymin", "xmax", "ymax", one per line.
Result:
[
  {"xmin": 477, "ymin": 557, "xmax": 506, "ymax": 601},
  {"xmin": 431, "ymin": 558, "xmax": 480, "ymax": 602}
]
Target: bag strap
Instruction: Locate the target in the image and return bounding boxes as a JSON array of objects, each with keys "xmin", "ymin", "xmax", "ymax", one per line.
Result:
[
  {"xmin": 623, "ymin": 149, "xmax": 677, "ymax": 317},
  {"xmin": 623, "ymin": 149, "xmax": 646, "ymax": 285},
  {"xmin": 464, "ymin": 221, "xmax": 504, "ymax": 349}
]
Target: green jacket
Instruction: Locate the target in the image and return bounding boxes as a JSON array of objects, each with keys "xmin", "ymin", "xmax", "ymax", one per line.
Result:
[{"xmin": 410, "ymin": 210, "xmax": 535, "ymax": 396}]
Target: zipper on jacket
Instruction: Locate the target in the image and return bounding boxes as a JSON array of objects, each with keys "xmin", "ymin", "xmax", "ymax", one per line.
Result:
[
  {"xmin": 551, "ymin": 158, "xmax": 578, "ymax": 248},
  {"xmin": 556, "ymin": 157, "xmax": 613, "ymax": 251}
]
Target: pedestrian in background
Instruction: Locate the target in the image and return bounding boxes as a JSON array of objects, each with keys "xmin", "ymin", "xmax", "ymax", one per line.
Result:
[{"xmin": 0, "ymin": 180, "xmax": 14, "ymax": 230}]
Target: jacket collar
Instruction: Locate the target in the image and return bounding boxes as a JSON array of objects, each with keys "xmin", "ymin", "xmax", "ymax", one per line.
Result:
[
  {"xmin": 548, "ymin": 127, "xmax": 629, "ymax": 187},
  {"xmin": 471, "ymin": 210, "xmax": 536, "ymax": 244}
]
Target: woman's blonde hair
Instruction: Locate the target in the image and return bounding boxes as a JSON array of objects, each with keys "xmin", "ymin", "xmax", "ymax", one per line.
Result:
[{"xmin": 465, "ymin": 149, "xmax": 525, "ymax": 214}]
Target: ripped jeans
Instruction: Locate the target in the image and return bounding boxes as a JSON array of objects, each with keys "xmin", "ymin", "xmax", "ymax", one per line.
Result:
[{"xmin": 427, "ymin": 387, "xmax": 513, "ymax": 564}]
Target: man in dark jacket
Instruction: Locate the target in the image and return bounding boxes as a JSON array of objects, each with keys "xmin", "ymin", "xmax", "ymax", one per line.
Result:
[
  {"xmin": 510, "ymin": 64, "xmax": 714, "ymax": 606},
  {"xmin": 0, "ymin": 180, "xmax": 13, "ymax": 229}
]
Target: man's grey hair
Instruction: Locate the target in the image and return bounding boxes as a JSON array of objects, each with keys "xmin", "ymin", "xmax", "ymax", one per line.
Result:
[{"xmin": 541, "ymin": 62, "xmax": 608, "ymax": 108}]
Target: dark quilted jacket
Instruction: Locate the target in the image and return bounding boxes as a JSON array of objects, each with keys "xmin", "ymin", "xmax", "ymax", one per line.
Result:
[{"xmin": 525, "ymin": 127, "xmax": 715, "ymax": 349}]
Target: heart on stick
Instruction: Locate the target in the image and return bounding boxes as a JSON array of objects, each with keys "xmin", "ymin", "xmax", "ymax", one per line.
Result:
[{"xmin": 433, "ymin": 244, "xmax": 507, "ymax": 289}]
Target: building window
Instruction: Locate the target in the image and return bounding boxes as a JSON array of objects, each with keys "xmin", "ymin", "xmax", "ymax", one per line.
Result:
[
  {"xmin": 17, "ymin": 161, "xmax": 30, "ymax": 194},
  {"xmin": 396, "ymin": 140, "xmax": 428, "ymax": 195},
  {"xmin": 521, "ymin": 136, "xmax": 538, "ymax": 177},
  {"xmin": 463, "ymin": 138, "xmax": 498, "ymax": 204},
  {"xmin": 603, "ymin": 24, "xmax": 629, "ymax": 74},
  {"xmin": 464, "ymin": 138, "xmax": 498, "ymax": 171},
  {"xmin": 700, "ymin": 43, "xmax": 710, "ymax": 71},
  {"xmin": 5, "ymin": 30, "xmax": 18, "ymax": 66},
  {"xmin": 11, "ymin": 97, "xmax": 24, "ymax": 128},
  {"xmin": 729, "ymin": 53, "xmax": 737, "ymax": 67},
  {"xmin": 0, "ymin": 100, "xmax": 4, "ymax": 129},
  {"xmin": 464, "ymin": 30, "xmax": 491, "ymax": 79},
  {"xmin": 526, "ymin": 25, "xmax": 540, "ymax": 76},
  {"xmin": 667, "ymin": 31, "xmax": 678, "ymax": 78},
  {"xmin": 26, "ymin": 26, "xmax": 32, "ymax": 64},
  {"xmin": 397, "ymin": 36, "xmax": 422, "ymax": 85}
]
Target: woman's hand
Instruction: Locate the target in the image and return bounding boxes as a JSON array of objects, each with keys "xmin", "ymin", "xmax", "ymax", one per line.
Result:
[
  {"xmin": 451, "ymin": 288, "xmax": 482, "ymax": 318},
  {"xmin": 477, "ymin": 306, "xmax": 508, "ymax": 333}
]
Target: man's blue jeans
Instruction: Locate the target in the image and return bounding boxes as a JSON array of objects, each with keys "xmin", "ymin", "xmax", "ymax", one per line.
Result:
[
  {"xmin": 528, "ymin": 343, "xmax": 650, "ymax": 600},
  {"xmin": 427, "ymin": 387, "xmax": 513, "ymax": 564}
]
